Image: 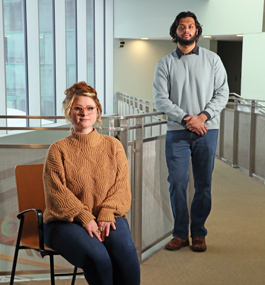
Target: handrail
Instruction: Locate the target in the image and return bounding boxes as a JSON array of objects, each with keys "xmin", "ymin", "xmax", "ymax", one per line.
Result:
[
  {"xmin": 118, "ymin": 91, "xmax": 265, "ymax": 182},
  {"xmin": 0, "ymin": 112, "xmax": 164, "ymax": 120},
  {"xmin": 0, "ymin": 110, "xmax": 167, "ymax": 264},
  {"xmin": 0, "ymin": 113, "xmax": 166, "ymax": 133},
  {"xmin": 2, "ymin": 91, "xmax": 264, "ymax": 271}
]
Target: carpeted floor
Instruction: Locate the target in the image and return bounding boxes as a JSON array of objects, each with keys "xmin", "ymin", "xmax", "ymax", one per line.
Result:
[
  {"xmin": 3, "ymin": 159, "xmax": 265, "ymax": 285},
  {"xmin": 140, "ymin": 158, "xmax": 265, "ymax": 285}
]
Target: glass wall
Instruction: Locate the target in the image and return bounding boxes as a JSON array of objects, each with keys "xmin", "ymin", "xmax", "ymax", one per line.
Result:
[
  {"xmin": 66, "ymin": 0, "xmax": 77, "ymax": 88},
  {"xmin": 3, "ymin": 0, "xmax": 28, "ymax": 116},
  {"xmin": 39, "ymin": 0, "xmax": 55, "ymax": 117},
  {"xmin": 87, "ymin": 0, "xmax": 94, "ymax": 86},
  {"xmin": 0, "ymin": 0, "xmax": 113, "ymax": 125}
]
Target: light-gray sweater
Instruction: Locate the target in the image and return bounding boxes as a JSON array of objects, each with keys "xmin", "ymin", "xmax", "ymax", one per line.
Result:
[{"xmin": 153, "ymin": 47, "xmax": 229, "ymax": 131}]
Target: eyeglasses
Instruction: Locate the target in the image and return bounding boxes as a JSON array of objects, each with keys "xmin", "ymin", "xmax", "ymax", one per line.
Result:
[{"xmin": 71, "ymin": 106, "xmax": 97, "ymax": 115}]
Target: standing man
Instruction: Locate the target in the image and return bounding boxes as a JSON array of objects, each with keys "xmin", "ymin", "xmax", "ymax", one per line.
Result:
[{"xmin": 153, "ymin": 11, "xmax": 229, "ymax": 252}]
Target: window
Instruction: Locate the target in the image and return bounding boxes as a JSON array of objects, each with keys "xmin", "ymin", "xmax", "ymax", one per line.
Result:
[
  {"xmin": 66, "ymin": 0, "xmax": 77, "ymax": 87},
  {"xmin": 39, "ymin": 0, "xmax": 56, "ymax": 118},
  {"xmin": 4, "ymin": 0, "xmax": 28, "ymax": 117},
  {"xmin": 0, "ymin": 0, "xmax": 112, "ymax": 127},
  {"xmin": 87, "ymin": 0, "xmax": 94, "ymax": 86}
]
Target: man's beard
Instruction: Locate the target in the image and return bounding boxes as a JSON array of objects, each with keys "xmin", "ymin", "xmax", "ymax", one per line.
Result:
[{"xmin": 176, "ymin": 33, "xmax": 197, "ymax": 46}]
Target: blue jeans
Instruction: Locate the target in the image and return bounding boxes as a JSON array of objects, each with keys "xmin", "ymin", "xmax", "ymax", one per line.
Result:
[
  {"xmin": 44, "ymin": 217, "xmax": 140, "ymax": 285},
  {"xmin": 166, "ymin": 129, "xmax": 218, "ymax": 238}
]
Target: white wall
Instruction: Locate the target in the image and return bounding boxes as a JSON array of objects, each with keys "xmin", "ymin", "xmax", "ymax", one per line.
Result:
[
  {"xmin": 114, "ymin": 0, "xmax": 265, "ymax": 102},
  {"xmin": 114, "ymin": 0, "xmax": 264, "ymax": 39},
  {"xmin": 113, "ymin": 39, "xmax": 175, "ymax": 106},
  {"xmin": 241, "ymin": 33, "xmax": 265, "ymax": 100},
  {"xmin": 113, "ymin": 38, "xmax": 217, "ymax": 106}
]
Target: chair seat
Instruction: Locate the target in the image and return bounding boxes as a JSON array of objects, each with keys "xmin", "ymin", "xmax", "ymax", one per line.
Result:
[{"xmin": 21, "ymin": 236, "xmax": 54, "ymax": 251}]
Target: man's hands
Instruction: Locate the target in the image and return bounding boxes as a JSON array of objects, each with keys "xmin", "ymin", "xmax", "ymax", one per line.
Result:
[
  {"xmin": 85, "ymin": 220, "xmax": 116, "ymax": 242},
  {"xmin": 184, "ymin": 113, "xmax": 208, "ymax": 135}
]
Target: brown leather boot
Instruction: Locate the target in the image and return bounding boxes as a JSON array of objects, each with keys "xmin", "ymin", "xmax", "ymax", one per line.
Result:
[
  {"xmin": 165, "ymin": 237, "xmax": 189, "ymax": 251},
  {"xmin": 191, "ymin": 237, "xmax": 207, "ymax": 252}
]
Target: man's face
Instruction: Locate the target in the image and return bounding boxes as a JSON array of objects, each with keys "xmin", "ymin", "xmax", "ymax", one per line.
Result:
[{"xmin": 176, "ymin": 17, "xmax": 198, "ymax": 46}]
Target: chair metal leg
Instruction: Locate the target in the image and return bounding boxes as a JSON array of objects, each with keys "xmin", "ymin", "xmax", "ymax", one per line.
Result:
[
  {"xmin": 49, "ymin": 254, "xmax": 55, "ymax": 285},
  {"xmin": 9, "ymin": 246, "xmax": 19, "ymax": 285},
  {"xmin": 71, "ymin": 266, "xmax": 78, "ymax": 285},
  {"xmin": 10, "ymin": 218, "xmax": 25, "ymax": 285}
]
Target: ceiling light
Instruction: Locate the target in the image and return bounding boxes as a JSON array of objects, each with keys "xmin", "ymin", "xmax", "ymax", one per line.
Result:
[
  {"xmin": 236, "ymin": 34, "xmax": 243, "ymax": 37},
  {"xmin": 203, "ymin": 36, "xmax": 212, "ymax": 38},
  {"xmin": 141, "ymin": 38, "xmax": 149, "ymax": 40}
]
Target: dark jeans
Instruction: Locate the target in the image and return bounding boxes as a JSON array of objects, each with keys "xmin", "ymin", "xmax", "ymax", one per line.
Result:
[
  {"xmin": 166, "ymin": 129, "xmax": 218, "ymax": 238},
  {"xmin": 44, "ymin": 217, "xmax": 140, "ymax": 285}
]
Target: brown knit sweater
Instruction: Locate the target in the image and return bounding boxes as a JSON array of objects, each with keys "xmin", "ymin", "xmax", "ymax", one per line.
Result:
[{"xmin": 43, "ymin": 129, "xmax": 131, "ymax": 227}]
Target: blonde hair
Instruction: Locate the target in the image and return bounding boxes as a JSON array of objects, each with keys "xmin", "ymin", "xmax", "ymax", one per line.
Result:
[{"xmin": 63, "ymin": 81, "xmax": 102, "ymax": 126}]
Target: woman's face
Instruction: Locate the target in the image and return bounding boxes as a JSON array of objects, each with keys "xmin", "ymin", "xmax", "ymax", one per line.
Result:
[{"xmin": 70, "ymin": 95, "xmax": 97, "ymax": 134}]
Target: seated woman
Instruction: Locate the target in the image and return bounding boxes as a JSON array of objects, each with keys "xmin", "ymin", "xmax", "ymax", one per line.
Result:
[{"xmin": 43, "ymin": 82, "xmax": 140, "ymax": 285}]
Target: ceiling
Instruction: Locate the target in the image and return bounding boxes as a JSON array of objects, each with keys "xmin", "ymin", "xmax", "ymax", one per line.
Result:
[
  {"xmin": 136, "ymin": 34, "xmax": 243, "ymax": 42},
  {"xmin": 205, "ymin": 34, "xmax": 243, "ymax": 42}
]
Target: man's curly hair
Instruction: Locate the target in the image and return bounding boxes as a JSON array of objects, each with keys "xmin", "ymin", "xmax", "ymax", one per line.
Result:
[{"xmin": 169, "ymin": 11, "xmax": 202, "ymax": 44}]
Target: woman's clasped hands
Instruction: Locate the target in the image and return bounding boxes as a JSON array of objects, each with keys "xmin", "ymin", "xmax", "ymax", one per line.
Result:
[{"xmin": 85, "ymin": 220, "xmax": 116, "ymax": 242}]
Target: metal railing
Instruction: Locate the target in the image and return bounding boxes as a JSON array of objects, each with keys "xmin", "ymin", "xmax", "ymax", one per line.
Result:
[
  {"xmin": 118, "ymin": 92, "xmax": 265, "ymax": 182},
  {"xmin": 1, "ymin": 91, "xmax": 265, "ymax": 281},
  {"xmin": 0, "ymin": 104, "xmax": 170, "ymax": 281},
  {"xmin": 218, "ymin": 98, "xmax": 265, "ymax": 180}
]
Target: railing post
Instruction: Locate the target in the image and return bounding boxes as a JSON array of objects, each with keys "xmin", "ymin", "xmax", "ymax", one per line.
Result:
[
  {"xmin": 232, "ymin": 100, "xmax": 239, "ymax": 167},
  {"xmin": 145, "ymin": 101, "xmax": 149, "ymax": 113},
  {"xmin": 108, "ymin": 118, "xmax": 115, "ymax": 137},
  {"xmin": 119, "ymin": 118, "xmax": 128, "ymax": 157},
  {"xmin": 135, "ymin": 97, "xmax": 138, "ymax": 109},
  {"xmin": 139, "ymin": 99, "xmax": 143, "ymax": 111},
  {"xmin": 133, "ymin": 116, "xmax": 144, "ymax": 263},
  {"xmin": 249, "ymin": 100, "xmax": 256, "ymax": 177}
]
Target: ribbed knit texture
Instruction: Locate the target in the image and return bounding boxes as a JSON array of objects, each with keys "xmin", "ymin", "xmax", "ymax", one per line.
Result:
[{"xmin": 43, "ymin": 129, "xmax": 131, "ymax": 227}]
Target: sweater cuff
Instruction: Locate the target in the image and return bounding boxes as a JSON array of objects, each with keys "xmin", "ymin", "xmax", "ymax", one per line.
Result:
[
  {"xmin": 97, "ymin": 208, "xmax": 115, "ymax": 223},
  {"xmin": 199, "ymin": 111, "xmax": 211, "ymax": 121},
  {"xmin": 181, "ymin": 114, "xmax": 189, "ymax": 125},
  {"xmin": 75, "ymin": 209, "xmax": 96, "ymax": 227}
]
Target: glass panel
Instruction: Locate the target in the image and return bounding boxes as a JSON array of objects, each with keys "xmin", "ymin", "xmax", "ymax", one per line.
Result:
[
  {"xmin": 238, "ymin": 112, "xmax": 251, "ymax": 170},
  {"xmin": 86, "ymin": 0, "xmax": 94, "ymax": 86},
  {"xmin": 66, "ymin": 0, "xmax": 77, "ymax": 87},
  {"xmin": 39, "ymin": 0, "xmax": 55, "ymax": 123},
  {"xmin": 255, "ymin": 115, "xmax": 265, "ymax": 179},
  {"xmin": 223, "ymin": 109, "xmax": 234, "ymax": 163},
  {"xmin": 3, "ymin": 0, "xmax": 28, "ymax": 120},
  {"xmin": 142, "ymin": 138, "xmax": 172, "ymax": 249}
]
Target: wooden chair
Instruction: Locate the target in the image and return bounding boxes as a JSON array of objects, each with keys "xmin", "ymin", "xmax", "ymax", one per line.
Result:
[{"xmin": 10, "ymin": 164, "xmax": 83, "ymax": 285}]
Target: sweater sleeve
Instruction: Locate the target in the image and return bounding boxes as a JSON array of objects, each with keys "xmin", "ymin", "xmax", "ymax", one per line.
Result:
[
  {"xmin": 43, "ymin": 144, "xmax": 96, "ymax": 226},
  {"xmin": 153, "ymin": 61, "xmax": 187, "ymax": 123},
  {"xmin": 204, "ymin": 56, "xmax": 229, "ymax": 119},
  {"xmin": 97, "ymin": 141, "xmax": 131, "ymax": 222}
]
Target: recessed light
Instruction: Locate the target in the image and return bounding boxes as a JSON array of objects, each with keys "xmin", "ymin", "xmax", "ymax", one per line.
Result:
[{"xmin": 141, "ymin": 38, "xmax": 149, "ymax": 40}]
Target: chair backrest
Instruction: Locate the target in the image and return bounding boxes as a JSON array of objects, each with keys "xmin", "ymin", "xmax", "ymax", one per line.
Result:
[{"xmin": 15, "ymin": 164, "xmax": 45, "ymax": 248}]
